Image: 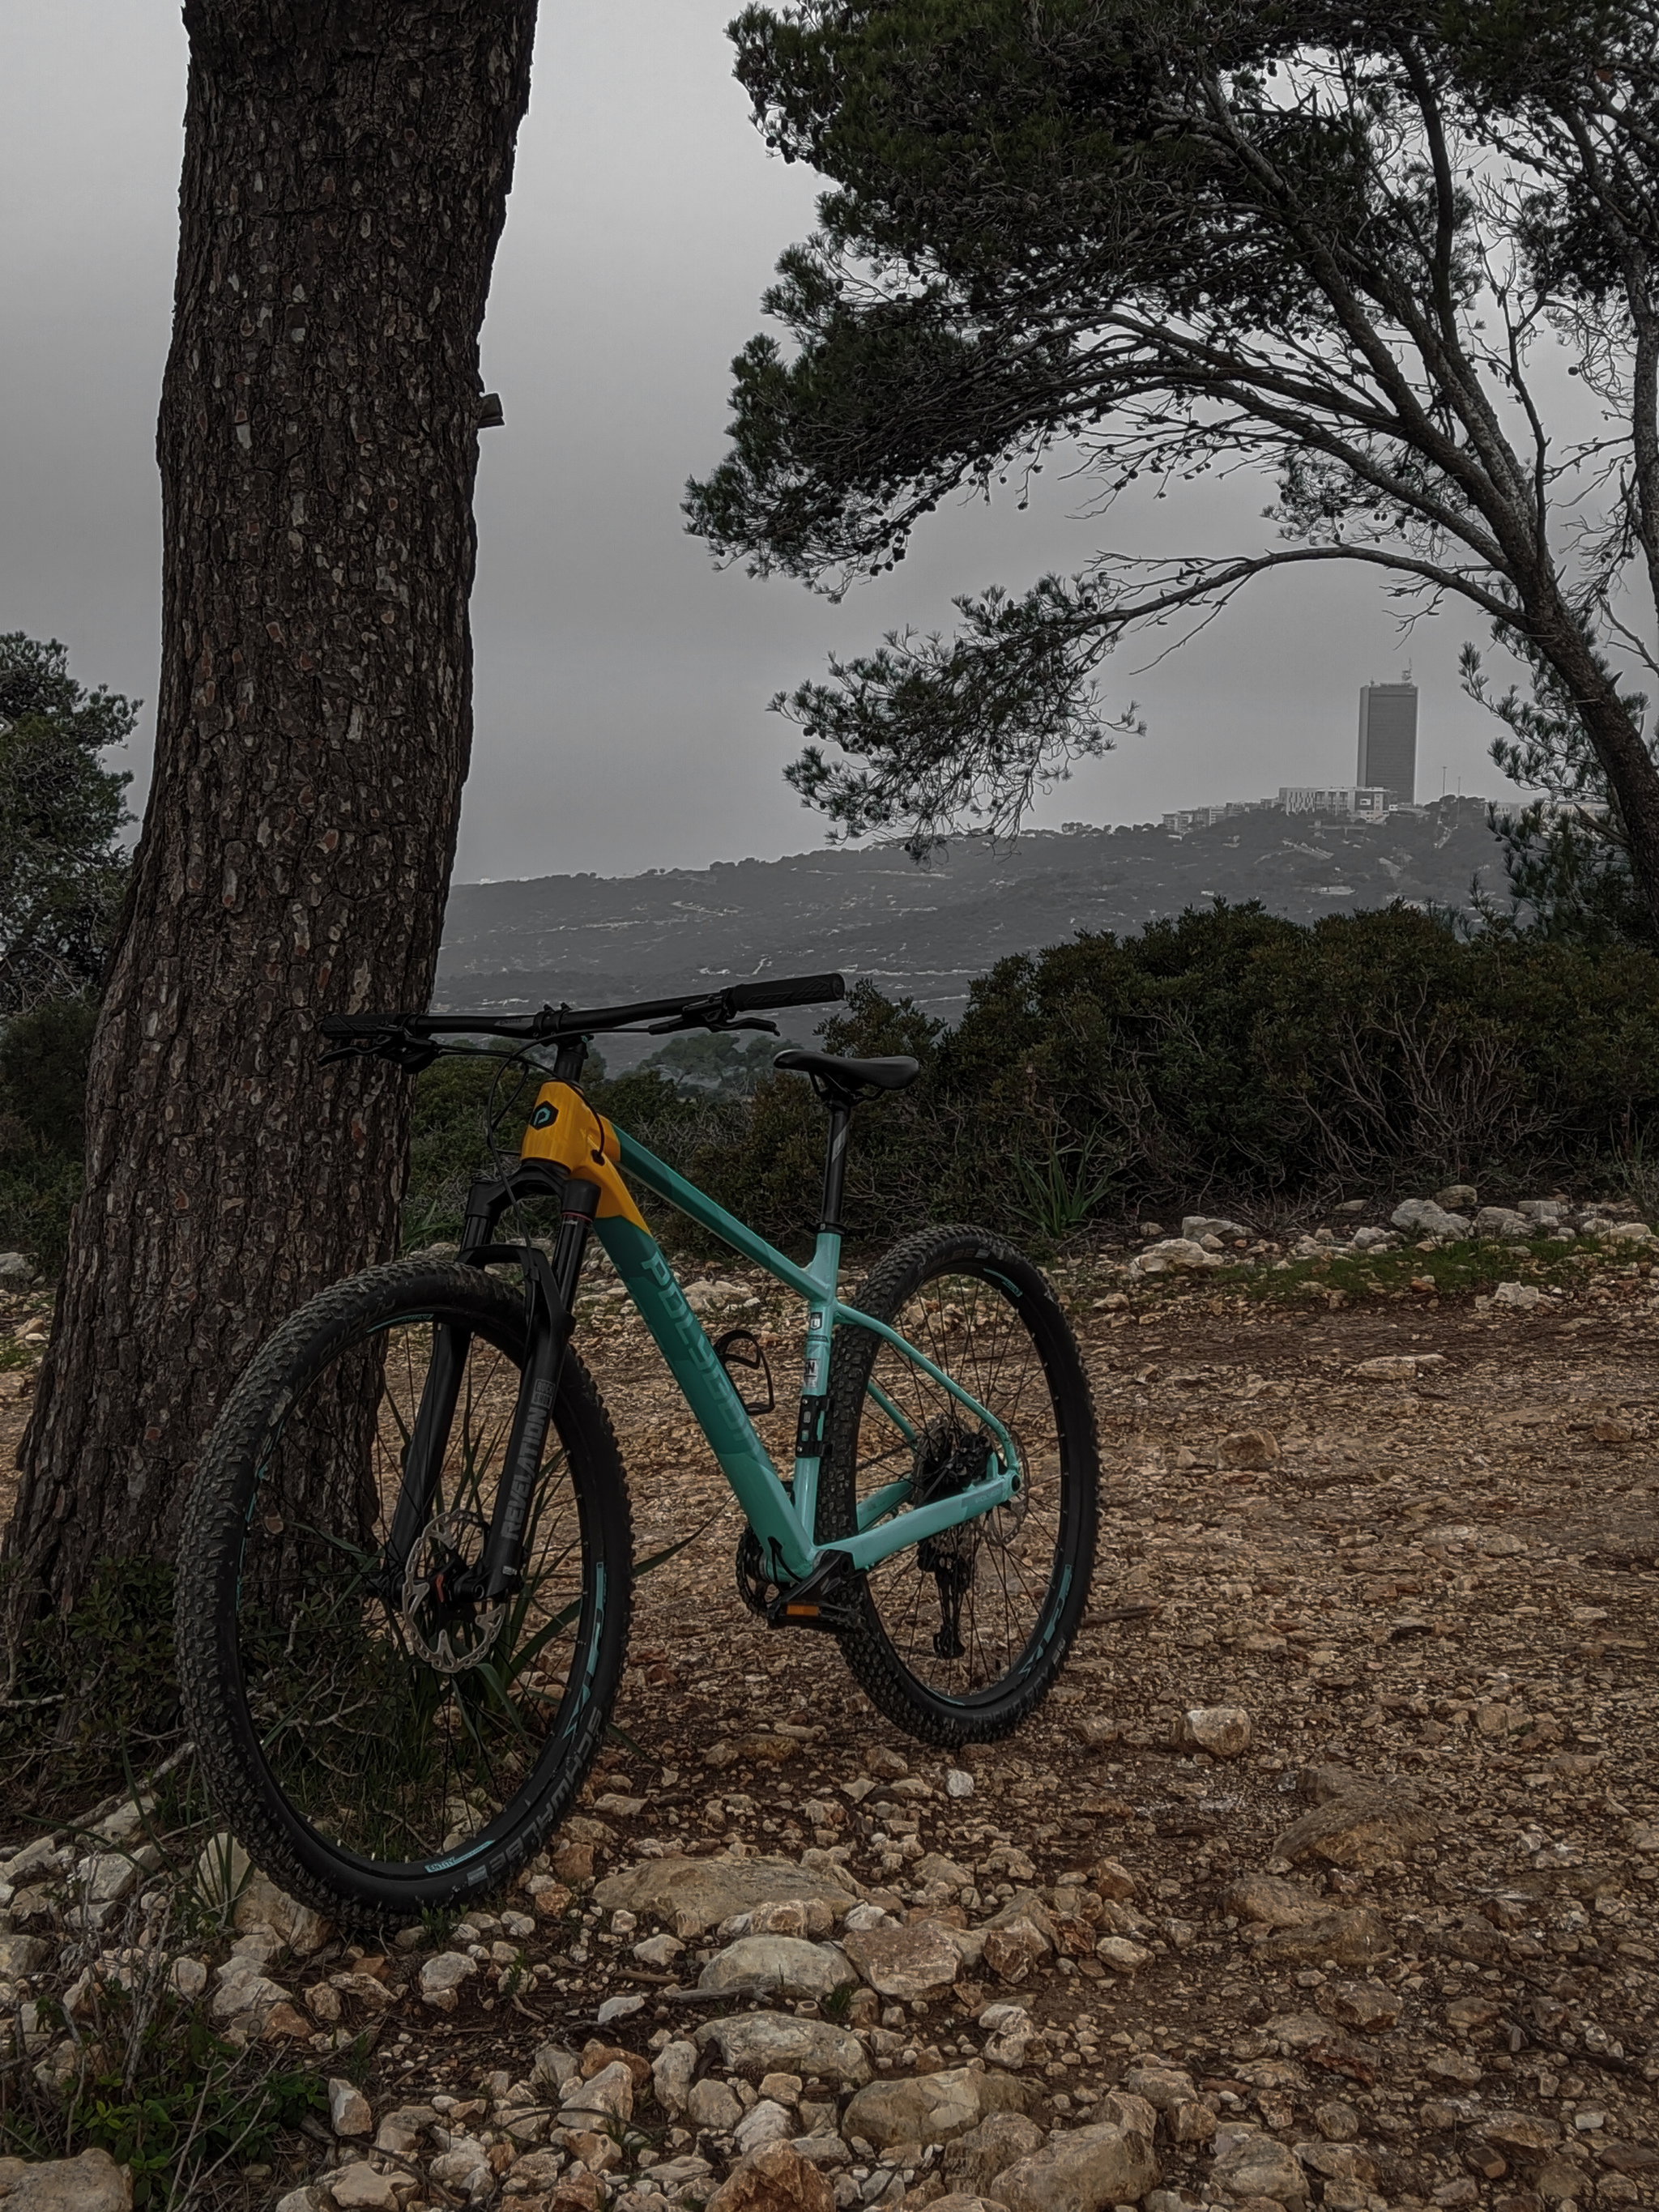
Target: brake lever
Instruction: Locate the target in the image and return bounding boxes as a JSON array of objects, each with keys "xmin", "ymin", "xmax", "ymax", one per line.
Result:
[
  {"xmin": 318, "ymin": 1034, "xmax": 441, "ymax": 1074},
  {"xmin": 644, "ymin": 1009, "xmax": 779, "ymax": 1038}
]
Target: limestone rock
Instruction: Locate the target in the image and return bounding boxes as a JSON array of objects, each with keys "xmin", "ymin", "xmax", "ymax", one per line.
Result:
[
  {"xmin": 1098, "ymin": 2088, "xmax": 1158, "ymax": 2144},
  {"xmin": 561, "ymin": 2058, "xmax": 633, "ymax": 2128},
  {"xmin": 209, "ymin": 1963, "xmax": 290, "ymax": 2021},
  {"xmin": 1272, "ymin": 1786, "xmax": 1436, "ymax": 1869},
  {"xmin": 979, "ymin": 2001, "xmax": 1038, "ymax": 2068},
  {"xmin": 1211, "ymin": 2128, "xmax": 1310, "ymax": 2203},
  {"xmin": 0, "ymin": 1935, "xmax": 51, "ymax": 1978},
  {"xmin": 418, "ymin": 1950, "xmax": 476, "ymax": 2011},
  {"xmin": 236, "ymin": 1869, "xmax": 331, "ymax": 1953},
  {"xmin": 1174, "ymin": 1706, "xmax": 1252, "ymax": 1758},
  {"xmin": 1095, "ymin": 1935, "xmax": 1153, "ymax": 1972},
  {"xmin": 841, "ymin": 1917, "xmax": 962, "ymax": 2001},
  {"xmin": 328, "ymin": 2167, "xmax": 396, "ymax": 2211},
  {"xmin": 1183, "ymin": 1216, "xmax": 1248, "ymax": 1241},
  {"xmin": 979, "ymin": 1889, "xmax": 1055, "ymax": 1982},
  {"xmin": 193, "ymin": 1831, "xmax": 251, "ymax": 1913},
  {"xmin": 1474, "ymin": 1206, "xmax": 1531, "ymax": 1241},
  {"xmin": 718, "ymin": 1899, "xmax": 836, "ymax": 1941},
  {"xmin": 1265, "ymin": 1907, "xmax": 1394, "ymax": 1967},
  {"xmin": 942, "ymin": 2113, "xmax": 1047, "ymax": 2197},
  {"xmin": 913, "ymin": 1850, "xmax": 973, "ymax": 1889},
  {"xmin": 1124, "ymin": 2067, "xmax": 1197, "ymax": 2112},
  {"xmin": 652, "ymin": 2037, "xmax": 697, "ymax": 2117},
  {"xmin": 1479, "ymin": 2112, "xmax": 1561, "ymax": 2155},
  {"xmin": 428, "ymin": 2138, "xmax": 492, "ymax": 2200},
  {"xmin": 0, "ymin": 2149, "xmax": 132, "ymax": 2210},
  {"xmin": 1392, "ymin": 1199, "xmax": 1470, "ymax": 1238},
  {"xmin": 1226, "ymin": 1873, "xmax": 1327, "ymax": 1928},
  {"xmin": 688, "ymin": 2078, "xmax": 744, "ymax": 2131},
  {"xmin": 735, "ymin": 2098, "xmax": 796, "ymax": 2155},
  {"xmin": 697, "ymin": 1935, "xmax": 854, "ymax": 2001},
  {"xmin": 595, "ymin": 1853, "xmax": 855, "ymax": 1938},
  {"xmin": 374, "ymin": 2107, "xmax": 435, "ymax": 2157},
  {"xmin": 531, "ymin": 2040, "xmax": 580, "ymax": 2091},
  {"xmin": 1318, "ymin": 1980, "xmax": 1403, "ymax": 2032},
  {"xmin": 704, "ymin": 2141, "xmax": 836, "ymax": 2212},
  {"xmin": 1130, "ymin": 1238, "xmax": 1220, "ymax": 1277},
  {"xmin": 1169, "ymin": 2098, "xmax": 1218, "ymax": 2145},
  {"xmin": 844, "ymin": 2066, "xmax": 1034, "ymax": 2152},
  {"xmin": 328, "ymin": 2077, "xmax": 372, "ymax": 2137},
  {"xmin": 695, "ymin": 2012, "xmax": 872, "ymax": 2086},
  {"xmin": 1219, "ymin": 1428, "xmax": 1279, "ymax": 1471},
  {"xmin": 1491, "ymin": 1281, "xmax": 1542, "ymax": 1309},
  {"xmin": 992, "ymin": 2120, "xmax": 1159, "ymax": 2212}
]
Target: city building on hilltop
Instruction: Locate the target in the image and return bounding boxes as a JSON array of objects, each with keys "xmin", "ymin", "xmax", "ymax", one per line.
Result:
[
  {"xmin": 1277, "ymin": 785, "xmax": 1391, "ymax": 816},
  {"xmin": 1357, "ymin": 677, "xmax": 1418, "ymax": 803}
]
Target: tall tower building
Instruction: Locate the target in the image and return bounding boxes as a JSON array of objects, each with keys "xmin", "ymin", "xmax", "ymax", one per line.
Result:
[{"xmin": 1357, "ymin": 678, "xmax": 1418, "ymax": 804}]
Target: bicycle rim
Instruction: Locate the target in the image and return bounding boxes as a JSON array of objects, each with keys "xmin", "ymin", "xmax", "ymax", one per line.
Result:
[
  {"xmin": 823, "ymin": 1229, "xmax": 1096, "ymax": 1733},
  {"xmin": 180, "ymin": 1262, "xmax": 628, "ymax": 1916}
]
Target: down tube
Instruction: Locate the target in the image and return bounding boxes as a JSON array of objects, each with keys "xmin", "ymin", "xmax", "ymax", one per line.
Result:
[{"xmin": 590, "ymin": 1216, "xmax": 815, "ymax": 1580}]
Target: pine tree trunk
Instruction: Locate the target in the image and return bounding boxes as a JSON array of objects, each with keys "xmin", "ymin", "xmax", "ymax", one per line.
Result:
[
  {"xmin": 1534, "ymin": 599, "xmax": 1659, "ymax": 929},
  {"xmin": 6, "ymin": 0, "xmax": 539, "ymax": 1616}
]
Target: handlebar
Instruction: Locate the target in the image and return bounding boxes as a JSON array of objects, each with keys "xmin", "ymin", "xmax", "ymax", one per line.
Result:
[{"xmin": 318, "ymin": 971, "xmax": 848, "ymax": 1066}]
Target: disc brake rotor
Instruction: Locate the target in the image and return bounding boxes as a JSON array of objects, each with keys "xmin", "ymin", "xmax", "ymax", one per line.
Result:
[{"xmin": 400, "ymin": 1511, "xmax": 505, "ymax": 1677}]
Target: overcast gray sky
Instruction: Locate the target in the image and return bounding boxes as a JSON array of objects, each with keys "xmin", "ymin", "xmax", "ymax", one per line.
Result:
[{"xmin": 0, "ymin": 0, "xmax": 1528, "ymax": 884}]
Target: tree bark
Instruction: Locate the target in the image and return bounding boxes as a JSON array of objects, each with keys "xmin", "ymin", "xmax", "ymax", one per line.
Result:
[
  {"xmin": 6, "ymin": 0, "xmax": 539, "ymax": 1615},
  {"xmin": 1531, "ymin": 590, "xmax": 1659, "ymax": 930}
]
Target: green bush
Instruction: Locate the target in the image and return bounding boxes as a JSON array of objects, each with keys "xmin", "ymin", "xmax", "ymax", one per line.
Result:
[
  {"xmin": 0, "ymin": 994, "xmax": 98, "ymax": 1272},
  {"xmin": 0, "ymin": 1554, "xmax": 183, "ymax": 1830},
  {"xmin": 685, "ymin": 904, "xmax": 1659, "ymax": 1248}
]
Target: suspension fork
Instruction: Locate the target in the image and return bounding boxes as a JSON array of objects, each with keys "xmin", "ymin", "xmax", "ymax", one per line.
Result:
[
  {"xmin": 474, "ymin": 1178, "xmax": 598, "ymax": 1603},
  {"xmin": 381, "ymin": 1157, "xmax": 577, "ymax": 1591}
]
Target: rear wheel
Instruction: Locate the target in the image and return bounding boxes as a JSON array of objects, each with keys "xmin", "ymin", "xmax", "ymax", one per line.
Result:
[
  {"xmin": 177, "ymin": 1258, "xmax": 631, "ymax": 1924},
  {"xmin": 818, "ymin": 1225, "xmax": 1098, "ymax": 1743}
]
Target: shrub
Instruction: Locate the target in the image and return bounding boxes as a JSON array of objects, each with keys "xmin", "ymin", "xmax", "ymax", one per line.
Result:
[
  {"xmin": 0, "ymin": 994, "xmax": 98, "ymax": 1273},
  {"xmin": 687, "ymin": 904, "xmax": 1659, "ymax": 1247}
]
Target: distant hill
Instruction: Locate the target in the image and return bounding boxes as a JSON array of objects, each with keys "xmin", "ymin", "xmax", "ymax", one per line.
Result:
[{"xmin": 435, "ymin": 795, "xmax": 1510, "ymax": 1059}]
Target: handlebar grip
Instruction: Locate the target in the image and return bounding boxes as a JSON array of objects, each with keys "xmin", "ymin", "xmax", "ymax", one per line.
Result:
[
  {"xmin": 318, "ymin": 1013, "xmax": 414, "ymax": 1038},
  {"xmin": 725, "ymin": 973, "xmax": 847, "ymax": 1014}
]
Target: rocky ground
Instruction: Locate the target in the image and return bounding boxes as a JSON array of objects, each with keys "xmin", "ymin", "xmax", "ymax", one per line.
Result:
[{"xmin": 1, "ymin": 1198, "xmax": 1657, "ymax": 2212}]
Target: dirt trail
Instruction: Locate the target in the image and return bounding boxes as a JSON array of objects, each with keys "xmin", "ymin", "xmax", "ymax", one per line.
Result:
[{"xmin": 2, "ymin": 1274, "xmax": 1657, "ymax": 2210}]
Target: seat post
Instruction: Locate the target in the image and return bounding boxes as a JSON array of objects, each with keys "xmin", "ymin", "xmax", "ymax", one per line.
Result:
[{"xmin": 818, "ymin": 1098, "xmax": 852, "ymax": 1234}]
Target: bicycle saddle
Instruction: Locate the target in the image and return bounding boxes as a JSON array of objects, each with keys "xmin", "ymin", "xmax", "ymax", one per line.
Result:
[{"xmin": 774, "ymin": 1048, "xmax": 919, "ymax": 1101}]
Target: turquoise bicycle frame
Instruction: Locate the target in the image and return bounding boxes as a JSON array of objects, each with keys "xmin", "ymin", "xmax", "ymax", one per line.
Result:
[{"xmin": 586, "ymin": 1128, "xmax": 1021, "ymax": 1588}]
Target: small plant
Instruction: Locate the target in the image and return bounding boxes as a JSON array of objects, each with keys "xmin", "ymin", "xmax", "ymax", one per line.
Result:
[
  {"xmin": 0, "ymin": 1891, "xmax": 325, "ymax": 2209},
  {"xmin": 0, "ymin": 1555, "xmax": 184, "ymax": 1841},
  {"xmin": 1011, "ymin": 1134, "xmax": 1117, "ymax": 1244},
  {"xmin": 420, "ymin": 1901, "xmax": 461, "ymax": 1947},
  {"xmin": 821, "ymin": 1979, "xmax": 859, "ymax": 2022}
]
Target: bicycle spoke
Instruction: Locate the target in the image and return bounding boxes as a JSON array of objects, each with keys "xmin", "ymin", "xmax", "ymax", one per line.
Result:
[
  {"xmin": 845, "ymin": 1264, "xmax": 1068, "ymax": 1699},
  {"xmin": 231, "ymin": 1314, "xmax": 586, "ymax": 1866}
]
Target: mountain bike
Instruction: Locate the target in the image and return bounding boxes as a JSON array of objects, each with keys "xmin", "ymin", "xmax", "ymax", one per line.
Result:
[{"xmin": 176, "ymin": 972, "xmax": 1099, "ymax": 1922}]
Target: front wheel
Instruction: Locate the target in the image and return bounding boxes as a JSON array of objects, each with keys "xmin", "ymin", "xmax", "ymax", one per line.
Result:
[
  {"xmin": 177, "ymin": 1258, "xmax": 632, "ymax": 1925},
  {"xmin": 818, "ymin": 1225, "xmax": 1098, "ymax": 1743}
]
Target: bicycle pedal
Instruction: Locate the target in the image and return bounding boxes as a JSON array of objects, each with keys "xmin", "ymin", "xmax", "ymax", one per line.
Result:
[{"xmin": 766, "ymin": 1551, "xmax": 864, "ymax": 1634}]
